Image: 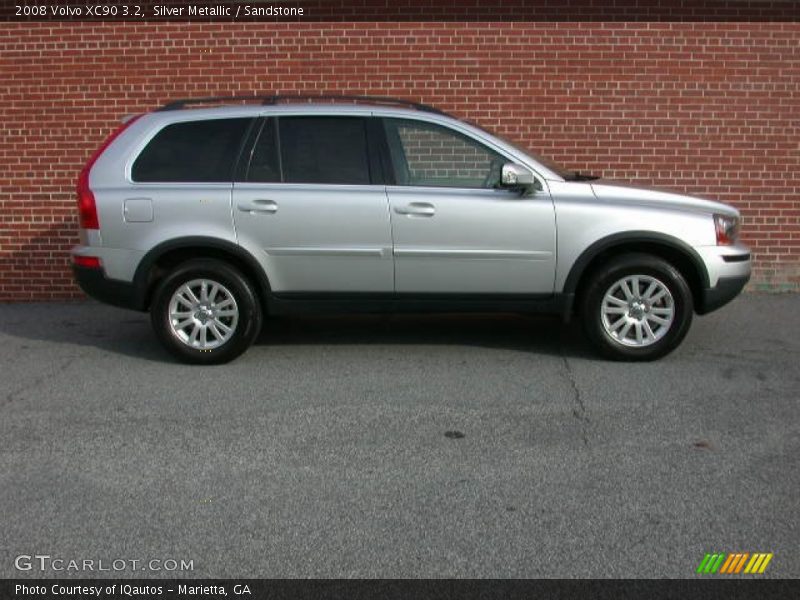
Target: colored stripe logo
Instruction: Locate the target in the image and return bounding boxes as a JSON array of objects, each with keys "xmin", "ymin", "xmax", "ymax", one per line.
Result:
[{"xmin": 696, "ymin": 552, "xmax": 773, "ymax": 574}]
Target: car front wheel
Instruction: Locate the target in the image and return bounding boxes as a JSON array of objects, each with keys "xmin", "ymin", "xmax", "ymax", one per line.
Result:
[{"xmin": 581, "ymin": 253, "xmax": 693, "ymax": 361}]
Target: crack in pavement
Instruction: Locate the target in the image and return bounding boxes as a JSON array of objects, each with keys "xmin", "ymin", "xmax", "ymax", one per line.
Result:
[
  {"xmin": 4, "ymin": 354, "xmax": 84, "ymax": 407},
  {"xmin": 560, "ymin": 352, "xmax": 589, "ymax": 447}
]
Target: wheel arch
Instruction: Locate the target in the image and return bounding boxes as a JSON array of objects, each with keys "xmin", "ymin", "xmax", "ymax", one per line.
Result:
[
  {"xmin": 132, "ymin": 237, "xmax": 271, "ymax": 312},
  {"xmin": 563, "ymin": 232, "xmax": 710, "ymax": 317}
]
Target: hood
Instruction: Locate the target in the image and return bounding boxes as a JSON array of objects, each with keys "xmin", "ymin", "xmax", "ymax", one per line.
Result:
[{"xmin": 589, "ymin": 179, "xmax": 739, "ymax": 217}]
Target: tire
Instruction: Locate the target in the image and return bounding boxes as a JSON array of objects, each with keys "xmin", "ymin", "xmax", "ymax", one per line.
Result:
[
  {"xmin": 580, "ymin": 253, "xmax": 693, "ymax": 361},
  {"xmin": 150, "ymin": 259, "xmax": 262, "ymax": 364}
]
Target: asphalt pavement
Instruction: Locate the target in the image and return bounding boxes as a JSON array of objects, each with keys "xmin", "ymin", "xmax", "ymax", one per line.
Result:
[{"xmin": 0, "ymin": 293, "xmax": 797, "ymax": 578}]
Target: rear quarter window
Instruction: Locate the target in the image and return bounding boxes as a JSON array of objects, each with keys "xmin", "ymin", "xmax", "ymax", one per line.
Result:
[{"xmin": 132, "ymin": 118, "xmax": 251, "ymax": 183}]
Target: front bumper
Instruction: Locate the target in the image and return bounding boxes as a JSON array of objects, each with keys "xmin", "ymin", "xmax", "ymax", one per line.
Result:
[
  {"xmin": 694, "ymin": 242, "xmax": 751, "ymax": 314},
  {"xmin": 697, "ymin": 273, "xmax": 750, "ymax": 315}
]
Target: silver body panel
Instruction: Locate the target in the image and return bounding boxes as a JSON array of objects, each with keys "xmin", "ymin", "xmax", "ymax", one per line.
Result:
[
  {"xmin": 73, "ymin": 103, "xmax": 750, "ymax": 301},
  {"xmin": 232, "ymin": 183, "xmax": 393, "ymax": 292},
  {"xmin": 387, "ymin": 185, "xmax": 555, "ymax": 294}
]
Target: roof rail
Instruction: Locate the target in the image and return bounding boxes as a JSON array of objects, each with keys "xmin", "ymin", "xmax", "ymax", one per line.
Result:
[{"xmin": 157, "ymin": 94, "xmax": 449, "ymax": 115}]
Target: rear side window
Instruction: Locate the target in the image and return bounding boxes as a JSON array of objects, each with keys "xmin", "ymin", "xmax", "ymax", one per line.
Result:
[
  {"xmin": 277, "ymin": 117, "xmax": 371, "ymax": 185},
  {"xmin": 132, "ymin": 118, "xmax": 251, "ymax": 182},
  {"xmin": 245, "ymin": 118, "xmax": 281, "ymax": 183}
]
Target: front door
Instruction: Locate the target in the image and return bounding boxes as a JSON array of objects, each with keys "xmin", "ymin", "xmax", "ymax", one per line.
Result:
[{"xmin": 382, "ymin": 117, "xmax": 556, "ymax": 295}]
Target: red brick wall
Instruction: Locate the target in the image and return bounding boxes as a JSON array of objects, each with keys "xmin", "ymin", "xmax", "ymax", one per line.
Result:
[{"xmin": 1, "ymin": 21, "xmax": 798, "ymax": 301}]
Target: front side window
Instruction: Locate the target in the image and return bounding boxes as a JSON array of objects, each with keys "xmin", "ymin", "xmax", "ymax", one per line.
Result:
[
  {"xmin": 132, "ymin": 118, "xmax": 251, "ymax": 182},
  {"xmin": 384, "ymin": 118, "xmax": 506, "ymax": 189}
]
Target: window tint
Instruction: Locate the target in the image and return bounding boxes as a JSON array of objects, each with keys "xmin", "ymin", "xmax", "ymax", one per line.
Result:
[
  {"xmin": 132, "ymin": 118, "xmax": 250, "ymax": 182},
  {"xmin": 246, "ymin": 118, "xmax": 281, "ymax": 183},
  {"xmin": 279, "ymin": 117, "xmax": 371, "ymax": 185},
  {"xmin": 384, "ymin": 118, "xmax": 505, "ymax": 189}
]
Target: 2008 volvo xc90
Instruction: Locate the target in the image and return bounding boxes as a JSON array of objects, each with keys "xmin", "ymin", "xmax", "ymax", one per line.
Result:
[{"xmin": 71, "ymin": 95, "xmax": 751, "ymax": 363}]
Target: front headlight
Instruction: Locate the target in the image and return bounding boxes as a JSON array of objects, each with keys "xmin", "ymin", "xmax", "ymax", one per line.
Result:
[{"xmin": 714, "ymin": 213, "xmax": 740, "ymax": 245}]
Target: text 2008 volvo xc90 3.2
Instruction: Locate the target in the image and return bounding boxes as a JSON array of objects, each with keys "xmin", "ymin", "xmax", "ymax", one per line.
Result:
[{"xmin": 71, "ymin": 95, "xmax": 751, "ymax": 364}]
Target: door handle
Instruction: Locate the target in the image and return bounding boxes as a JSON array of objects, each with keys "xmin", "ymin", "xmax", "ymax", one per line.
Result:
[
  {"xmin": 394, "ymin": 202, "xmax": 435, "ymax": 217},
  {"xmin": 238, "ymin": 199, "xmax": 278, "ymax": 214}
]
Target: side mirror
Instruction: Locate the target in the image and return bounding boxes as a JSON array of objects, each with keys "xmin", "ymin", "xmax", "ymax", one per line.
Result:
[{"xmin": 500, "ymin": 163, "xmax": 539, "ymax": 193}]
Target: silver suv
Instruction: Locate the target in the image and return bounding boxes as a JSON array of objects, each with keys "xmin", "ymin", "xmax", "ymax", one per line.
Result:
[{"xmin": 71, "ymin": 95, "xmax": 751, "ymax": 363}]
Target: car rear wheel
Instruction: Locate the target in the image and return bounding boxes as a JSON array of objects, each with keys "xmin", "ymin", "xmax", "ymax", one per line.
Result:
[
  {"xmin": 581, "ymin": 253, "xmax": 693, "ymax": 360},
  {"xmin": 150, "ymin": 259, "xmax": 262, "ymax": 364}
]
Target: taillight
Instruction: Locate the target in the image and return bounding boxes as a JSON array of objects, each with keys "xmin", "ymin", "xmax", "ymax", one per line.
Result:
[
  {"xmin": 76, "ymin": 167, "xmax": 99, "ymax": 229},
  {"xmin": 72, "ymin": 255, "xmax": 102, "ymax": 269},
  {"xmin": 77, "ymin": 115, "xmax": 142, "ymax": 229}
]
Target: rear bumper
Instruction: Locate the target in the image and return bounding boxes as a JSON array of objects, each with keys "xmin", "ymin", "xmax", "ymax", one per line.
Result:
[
  {"xmin": 697, "ymin": 273, "xmax": 750, "ymax": 315},
  {"xmin": 72, "ymin": 265, "xmax": 143, "ymax": 311}
]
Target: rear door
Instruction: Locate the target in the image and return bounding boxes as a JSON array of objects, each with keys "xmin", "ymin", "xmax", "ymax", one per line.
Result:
[
  {"xmin": 232, "ymin": 115, "xmax": 393, "ymax": 292},
  {"xmin": 382, "ymin": 117, "xmax": 556, "ymax": 294}
]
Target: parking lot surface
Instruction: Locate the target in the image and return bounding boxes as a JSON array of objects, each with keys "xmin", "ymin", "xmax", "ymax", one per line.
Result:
[{"xmin": 0, "ymin": 294, "xmax": 797, "ymax": 578}]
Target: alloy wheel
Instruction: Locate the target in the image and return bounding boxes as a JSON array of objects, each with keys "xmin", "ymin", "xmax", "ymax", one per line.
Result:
[
  {"xmin": 600, "ymin": 274, "xmax": 675, "ymax": 347},
  {"xmin": 167, "ymin": 278, "xmax": 239, "ymax": 350}
]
